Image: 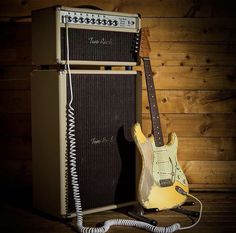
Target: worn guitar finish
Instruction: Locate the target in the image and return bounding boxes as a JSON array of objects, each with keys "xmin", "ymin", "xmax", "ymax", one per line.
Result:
[{"xmin": 132, "ymin": 28, "xmax": 189, "ymax": 211}]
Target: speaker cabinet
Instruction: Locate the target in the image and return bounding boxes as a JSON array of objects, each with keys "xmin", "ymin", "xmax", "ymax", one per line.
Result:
[
  {"xmin": 32, "ymin": 6, "xmax": 141, "ymax": 66},
  {"xmin": 31, "ymin": 70, "xmax": 141, "ymax": 217}
]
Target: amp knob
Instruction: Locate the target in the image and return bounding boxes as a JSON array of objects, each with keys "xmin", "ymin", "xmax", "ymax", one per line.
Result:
[
  {"xmin": 78, "ymin": 17, "xmax": 84, "ymax": 23},
  {"xmin": 96, "ymin": 19, "xmax": 102, "ymax": 25},
  {"xmin": 113, "ymin": 20, "xmax": 118, "ymax": 26},
  {"xmin": 73, "ymin": 17, "xmax": 78, "ymax": 23},
  {"xmin": 107, "ymin": 20, "xmax": 112, "ymax": 25},
  {"xmin": 84, "ymin": 18, "xmax": 90, "ymax": 24},
  {"xmin": 90, "ymin": 18, "xmax": 96, "ymax": 24},
  {"xmin": 67, "ymin": 16, "xmax": 72, "ymax": 22},
  {"xmin": 102, "ymin": 19, "xmax": 107, "ymax": 25}
]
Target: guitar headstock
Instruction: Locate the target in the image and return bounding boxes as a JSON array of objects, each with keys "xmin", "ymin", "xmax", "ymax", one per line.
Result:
[{"xmin": 139, "ymin": 27, "xmax": 151, "ymax": 58}]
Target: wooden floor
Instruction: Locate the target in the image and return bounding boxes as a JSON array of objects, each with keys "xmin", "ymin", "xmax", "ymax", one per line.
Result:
[{"xmin": 1, "ymin": 189, "xmax": 236, "ymax": 233}]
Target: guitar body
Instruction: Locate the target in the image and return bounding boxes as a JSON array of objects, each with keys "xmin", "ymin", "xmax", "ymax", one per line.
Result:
[{"xmin": 132, "ymin": 123, "xmax": 189, "ymax": 210}]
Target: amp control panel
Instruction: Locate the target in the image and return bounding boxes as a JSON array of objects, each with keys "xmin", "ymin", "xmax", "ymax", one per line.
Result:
[{"xmin": 59, "ymin": 8, "xmax": 139, "ymax": 30}]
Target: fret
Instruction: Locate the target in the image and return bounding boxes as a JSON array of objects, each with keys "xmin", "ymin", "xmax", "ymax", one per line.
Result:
[{"xmin": 143, "ymin": 58, "xmax": 164, "ymax": 147}]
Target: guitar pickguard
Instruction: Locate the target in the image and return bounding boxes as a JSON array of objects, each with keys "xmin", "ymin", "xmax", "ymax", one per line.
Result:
[{"xmin": 151, "ymin": 133, "xmax": 188, "ymax": 187}]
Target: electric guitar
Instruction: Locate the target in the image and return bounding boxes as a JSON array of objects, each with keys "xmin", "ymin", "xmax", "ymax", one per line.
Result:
[{"xmin": 132, "ymin": 28, "xmax": 189, "ymax": 211}]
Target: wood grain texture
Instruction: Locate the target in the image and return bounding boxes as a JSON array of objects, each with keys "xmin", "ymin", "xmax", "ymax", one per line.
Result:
[
  {"xmin": 177, "ymin": 137, "xmax": 236, "ymax": 161},
  {"xmin": 142, "ymin": 90, "xmax": 236, "ymax": 113},
  {"xmin": 143, "ymin": 18, "xmax": 236, "ymax": 42},
  {"xmin": 140, "ymin": 66, "xmax": 236, "ymax": 90},
  {"xmin": 180, "ymin": 161, "xmax": 236, "ymax": 185},
  {"xmin": 146, "ymin": 42, "xmax": 236, "ymax": 66},
  {"xmin": 142, "ymin": 114, "xmax": 236, "ymax": 137}
]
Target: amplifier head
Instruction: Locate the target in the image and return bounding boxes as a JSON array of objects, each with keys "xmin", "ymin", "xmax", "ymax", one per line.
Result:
[{"xmin": 32, "ymin": 6, "xmax": 141, "ymax": 66}]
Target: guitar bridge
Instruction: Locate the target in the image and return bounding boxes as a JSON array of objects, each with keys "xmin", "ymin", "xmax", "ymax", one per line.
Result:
[{"xmin": 160, "ymin": 179, "xmax": 173, "ymax": 187}]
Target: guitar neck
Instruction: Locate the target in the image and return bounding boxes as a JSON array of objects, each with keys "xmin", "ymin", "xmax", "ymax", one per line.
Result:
[{"xmin": 143, "ymin": 57, "xmax": 164, "ymax": 147}]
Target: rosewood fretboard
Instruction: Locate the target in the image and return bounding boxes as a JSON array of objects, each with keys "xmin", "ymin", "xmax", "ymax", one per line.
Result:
[{"xmin": 143, "ymin": 57, "xmax": 164, "ymax": 147}]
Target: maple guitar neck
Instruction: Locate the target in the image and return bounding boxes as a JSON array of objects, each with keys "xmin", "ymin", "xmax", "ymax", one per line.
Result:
[{"xmin": 143, "ymin": 57, "xmax": 164, "ymax": 147}]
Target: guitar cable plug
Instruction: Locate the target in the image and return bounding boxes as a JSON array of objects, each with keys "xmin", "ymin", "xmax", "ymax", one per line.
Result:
[{"xmin": 175, "ymin": 186, "xmax": 187, "ymax": 196}]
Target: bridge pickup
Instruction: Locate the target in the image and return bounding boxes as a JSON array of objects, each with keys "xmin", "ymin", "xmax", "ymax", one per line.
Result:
[{"xmin": 160, "ymin": 179, "xmax": 173, "ymax": 187}]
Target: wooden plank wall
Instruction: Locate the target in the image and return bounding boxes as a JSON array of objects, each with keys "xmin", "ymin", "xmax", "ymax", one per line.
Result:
[{"xmin": 0, "ymin": 0, "xmax": 236, "ymax": 191}]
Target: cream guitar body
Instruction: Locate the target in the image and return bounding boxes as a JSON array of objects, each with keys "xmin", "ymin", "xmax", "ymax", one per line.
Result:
[{"xmin": 133, "ymin": 123, "xmax": 189, "ymax": 210}]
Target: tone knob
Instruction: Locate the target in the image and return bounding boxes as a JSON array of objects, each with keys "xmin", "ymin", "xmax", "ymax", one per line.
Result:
[
  {"xmin": 90, "ymin": 18, "xmax": 96, "ymax": 24},
  {"xmin": 113, "ymin": 20, "xmax": 118, "ymax": 26},
  {"xmin": 96, "ymin": 19, "xmax": 101, "ymax": 25},
  {"xmin": 84, "ymin": 18, "xmax": 90, "ymax": 24},
  {"xmin": 78, "ymin": 17, "xmax": 84, "ymax": 23}
]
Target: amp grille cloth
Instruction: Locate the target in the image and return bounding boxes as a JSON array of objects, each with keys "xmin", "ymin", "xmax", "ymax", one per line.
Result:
[
  {"xmin": 61, "ymin": 28, "xmax": 138, "ymax": 62},
  {"xmin": 66, "ymin": 73, "xmax": 137, "ymax": 213}
]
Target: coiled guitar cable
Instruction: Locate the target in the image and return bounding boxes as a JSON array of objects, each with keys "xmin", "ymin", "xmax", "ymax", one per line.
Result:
[{"xmin": 65, "ymin": 17, "xmax": 201, "ymax": 233}]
